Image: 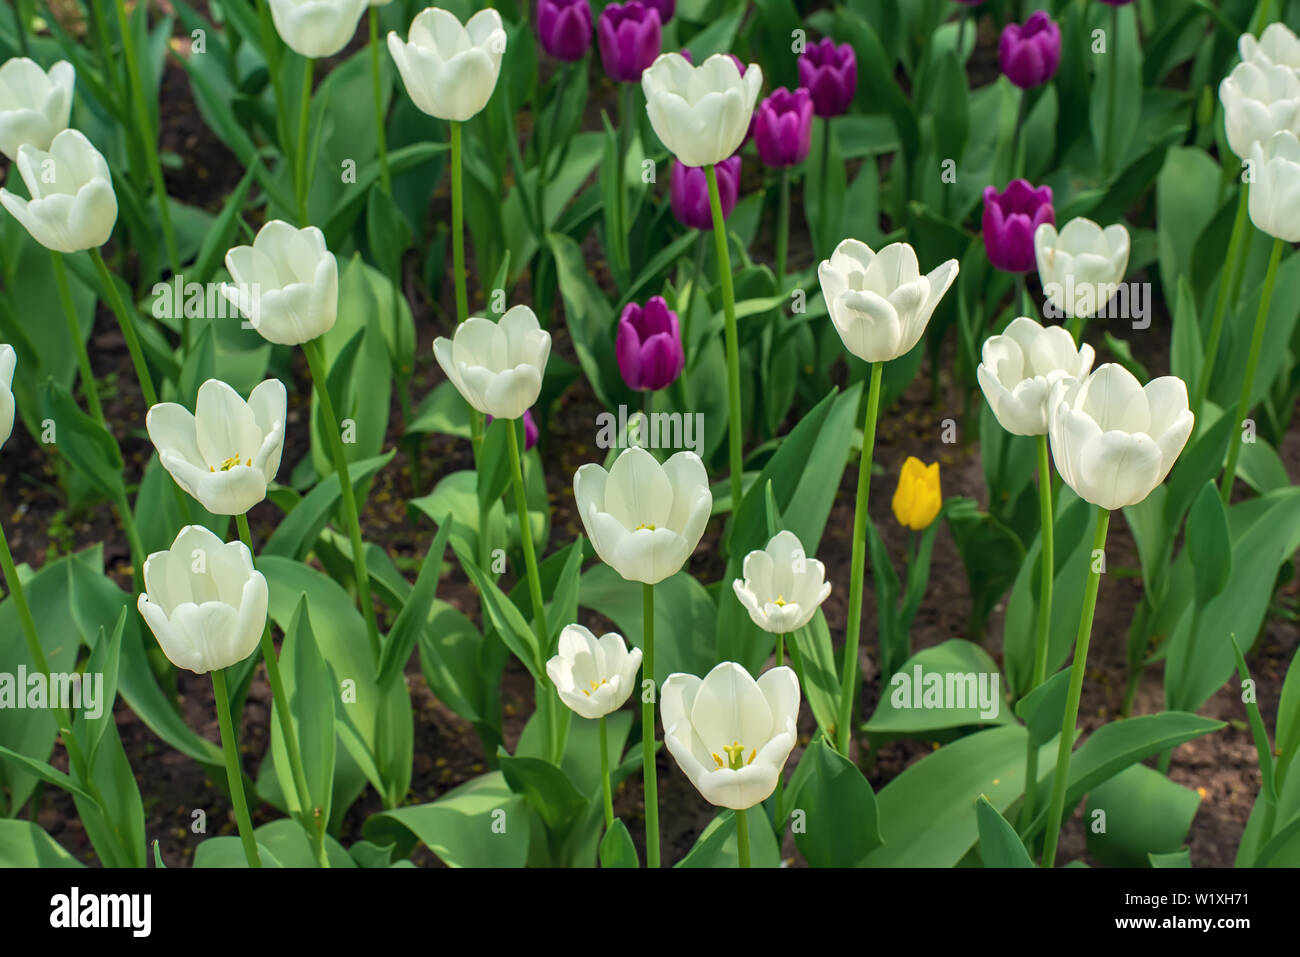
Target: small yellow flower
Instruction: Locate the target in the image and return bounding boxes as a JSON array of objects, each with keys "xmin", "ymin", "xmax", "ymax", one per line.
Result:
[{"xmin": 892, "ymin": 456, "xmax": 942, "ymax": 531}]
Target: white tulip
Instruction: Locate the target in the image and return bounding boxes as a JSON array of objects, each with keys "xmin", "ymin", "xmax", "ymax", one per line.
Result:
[
  {"xmin": 0, "ymin": 345, "xmax": 15, "ymax": 451},
  {"xmin": 978, "ymin": 317, "xmax": 1095, "ymax": 437},
  {"xmin": 1218, "ymin": 55, "xmax": 1300, "ymax": 159},
  {"xmin": 221, "ymin": 221, "xmax": 339, "ymax": 346},
  {"xmin": 641, "ymin": 52, "xmax": 763, "ymax": 168},
  {"xmin": 0, "ymin": 129, "xmax": 117, "ymax": 253},
  {"xmin": 817, "ymin": 239, "xmax": 959, "ymax": 364},
  {"xmin": 388, "ymin": 7, "xmax": 506, "ymax": 122},
  {"xmin": 267, "ymin": 0, "xmax": 367, "ymax": 59},
  {"xmin": 1247, "ymin": 129, "xmax": 1300, "ymax": 242},
  {"xmin": 1240, "ymin": 23, "xmax": 1300, "ymax": 72},
  {"xmin": 146, "ymin": 379, "xmax": 287, "ymax": 516},
  {"xmin": 137, "ymin": 525, "xmax": 269, "ymax": 675},
  {"xmin": 1034, "ymin": 218, "xmax": 1130, "ymax": 321},
  {"xmin": 0, "ymin": 58, "xmax": 74, "ymax": 161},
  {"xmin": 1048, "ymin": 364, "xmax": 1194, "ymax": 511},
  {"xmin": 661, "ymin": 662, "xmax": 800, "ymax": 810},
  {"xmin": 546, "ymin": 625, "xmax": 643, "ymax": 720},
  {"xmin": 432, "ymin": 305, "xmax": 550, "ymax": 421},
  {"xmin": 733, "ymin": 530, "xmax": 831, "ymax": 634},
  {"xmin": 573, "ymin": 446, "xmax": 711, "ymax": 586}
]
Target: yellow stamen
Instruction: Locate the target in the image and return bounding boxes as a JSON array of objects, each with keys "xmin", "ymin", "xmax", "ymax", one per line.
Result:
[
  {"xmin": 712, "ymin": 753, "xmax": 724, "ymax": 768},
  {"xmin": 774, "ymin": 595, "xmax": 787, "ymax": 607},
  {"xmin": 216, "ymin": 455, "xmax": 242, "ymax": 472},
  {"xmin": 747, "ymin": 748, "xmax": 756, "ymax": 766},
  {"xmin": 634, "ymin": 523, "xmax": 657, "ymax": 531}
]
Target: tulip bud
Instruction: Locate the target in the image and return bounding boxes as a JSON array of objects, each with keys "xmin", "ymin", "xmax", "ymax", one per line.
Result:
[
  {"xmin": 388, "ymin": 7, "xmax": 507, "ymax": 122},
  {"xmin": 0, "ymin": 58, "xmax": 74, "ymax": 161},
  {"xmin": 1247, "ymin": 130, "xmax": 1300, "ymax": 243},
  {"xmin": 0, "ymin": 129, "xmax": 117, "ymax": 253},
  {"xmin": 137, "ymin": 526, "xmax": 269, "ymax": 675},
  {"xmin": 1033, "ymin": 218, "xmax": 1130, "ymax": 320},
  {"xmin": 977, "ymin": 317, "xmax": 1094, "ymax": 437},
  {"xmin": 733, "ymin": 531, "xmax": 831, "ymax": 634},
  {"xmin": 221, "ymin": 221, "xmax": 339, "ymax": 346},
  {"xmin": 433, "ymin": 305, "xmax": 551, "ymax": 421},
  {"xmin": 616, "ymin": 296, "xmax": 685, "ymax": 392},
  {"xmin": 999, "ymin": 11, "xmax": 1061, "ymax": 90},
  {"xmin": 642, "ymin": 52, "xmax": 762, "ymax": 168},
  {"xmin": 797, "ymin": 38, "xmax": 857, "ymax": 117},
  {"xmin": 597, "ymin": 1, "xmax": 661, "ymax": 83},
  {"xmin": 0, "ymin": 345, "xmax": 15, "ymax": 452},
  {"xmin": 670, "ymin": 155, "xmax": 740, "ymax": 230},
  {"xmin": 753, "ymin": 87, "xmax": 814, "ymax": 169},
  {"xmin": 982, "ymin": 179, "xmax": 1054, "ymax": 274},
  {"xmin": 537, "ymin": 0, "xmax": 593, "ymax": 62},
  {"xmin": 1218, "ymin": 57, "xmax": 1300, "ymax": 161},
  {"xmin": 643, "ymin": 0, "xmax": 674, "ymax": 23},
  {"xmin": 267, "ymin": 0, "xmax": 367, "ymax": 59},
  {"xmin": 892, "ymin": 457, "xmax": 942, "ymax": 531},
  {"xmin": 546, "ymin": 625, "xmax": 643, "ymax": 719},
  {"xmin": 1240, "ymin": 22, "xmax": 1300, "ymax": 71}
]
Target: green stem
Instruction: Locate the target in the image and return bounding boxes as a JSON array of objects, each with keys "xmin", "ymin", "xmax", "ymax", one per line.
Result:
[
  {"xmin": 1220, "ymin": 237, "xmax": 1283, "ymax": 505},
  {"xmin": 236, "ymin": 514, "xmax": 327, "ymax": 867},
  {"xmin": 1194, "ymin": 183, "xmax": 1249, "ymax": 418},
  {"xmin": 1019, "ymin": 435, "xmax": 1054, "ymax": 831},
  {"xmin": 368, "ymin": 8, "xmax": 391, "ymax": 194},
  {"xmin": 51, "ymin": 252, "xmax": 104, "ymax": 425},
  {"xmin": 115, "ymin": 495, "xmax": 146, "ymax": 593},
  {"xmin": 211, "ymin": 668, "xmax": 261, "ymax": 867},
  {"xmin": 776, "ymin": 633, "xmax": 784, "ymax": 668},
  {"xmin": 90, "ymin": 247, "xmax": 156, "ymax": 408},
  {"xmin": 642, "ymin": 582, "xmax": 660, "ymax": 868},
  {"xmin": 775, "ymin": 168, "xmax": 790, "ymax": 285},
  {"xmin": 736, "ymin": 806, "xmax": 751, "ymax": 868},
  {"xmin": 705, "ymin": 164, "xmax": 745, "ymax": 515},
  {"xmin": 256, "ymin": 0, "xmax": 292, "ymax": 167},
  {"xmin": 1040, "ymin": 507, "xmax": 1111, "ymax": 867},
  {"xmin": 295, "ymin": 57, "xmax": 315, "ymax": 226},
  {"xmin": 600, "ymin": 715, "xmax": 614, "ymax": 831},
  {"xmin": 448, "ymin": 121, "xmax": 483, "ymax": 458},
  {"xmin": 302, "ymin": 338, "xmax": 381, "ymax": 664},
  {"xmin": 112, "ymin": 0, "xmax": 180, "ymax": 279},
  {"xmin": 836, "ymin": 362, "xmax": 884, "ymax": 756}
]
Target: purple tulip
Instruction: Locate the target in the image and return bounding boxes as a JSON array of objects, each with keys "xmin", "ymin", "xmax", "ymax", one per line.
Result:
[
  {"xmin": 982, "ymin": 179, "xmax": 1054, "ymax": 274},
  {"xmin": 537, "ymin": 0, "xmax": 592, "ymax": 62},
  {"xmin": 797, "ymin": 38, "xmax": 857, "ymax": 117},
  {"xmin": 753, "ymin": 87, "xmax": 814, "ymax": 168},
  {"xmin": 999, "ymin": 11, "xmax": 1061, "ymax": 90},
  {"xmin": 670, "ymin": 155, "xmax": 740, "ymax": 230},
  {"xmin": 643, "ymin": 0, "xmax": 675, "ymax": 22},
  {"xmin": 597, "ymin": 1, "xmax": 661, "ymax": 83},
  {"xmin": 488, "ymin": 408, "xmax": 540, "ymax": 450},
  {"xmin": 617, "ymin": 297, "xmax": 685, "ymax": 391}
]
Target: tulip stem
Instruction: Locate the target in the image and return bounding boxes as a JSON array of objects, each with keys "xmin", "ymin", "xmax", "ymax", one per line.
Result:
[
  {"xmin": 368, "ymin": 7, "xmax": 391, "ymax": 195},
  {"xmin": 89, "ymin": 247, "xmax": 157, "ymax": 409},
  {"xmin": 735, "ymin": 807, "xmax": 751, "ymax": 868},
  {"xmin": 1220, "ymin": 237, "xmax": 1283, "ymax": 506},
  {"xmin": 1040, "ymin": 506, "xmax": 1110, "ymax": 868},
  {"xmin": 112, "ymin": 0, "xmax": 181, "ymax": 281},
  {"xmin": 1194, "ymin": 183, "xmax": 1249, "ymax": 418},
  {"xmin": 836, "ymin": 361, "xmax": 884, "ymax": 757},
  {"xmin": 600, "ymin": 715, "xmax": 614, "ymax": 831},
  {"xmin": 302, "ymin": 337, "xmax": 382, "ymax": 665},
  {"xmin": 236, "ymin": 513, "xmax": 328, "ymax": 867},
  {"xmin": 448, "ymin": 121, "xmax": 484, "ymax": 458},
  {"xmin": 51, "ymin": 252, "xmax": 104, "ymax": 426},
  {"xmin": 295, "ymin": 57, "xmax": 316, "ymax": 226},
  {"xmin": 641, "ymin": 582, "xmax": 660, "ymax": 868},
  {"xmin": 775, "ymin": 168, "xmax": 790, "ymax": 285},
  {"xmin": 1018, "ymin": 434, "xmax": 1054, "ymax": 832},
  {"xmin": 776, "ymin": 633, "xmax": 784, "ymax": 668},
  {"xmin": 211, "ymin": 668, "xmax": 261, "ymax": 868},
  {"xmin": 705, "ymin": 164, "xmax": 745, "ymax": 515}
]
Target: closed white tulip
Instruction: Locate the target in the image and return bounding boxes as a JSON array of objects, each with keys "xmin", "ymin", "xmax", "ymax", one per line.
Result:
[
  {"xmin": 267, "ymin": 0, "xmax": 367, "ymax": 59},
  {"xmin": 1247, "ymin": 130, "xmax": 1300, "ymax": 242},
  {"xmin": 1048, "ymin": 364, "xmax": 1194, "ymax": 511},
  {"xmin": 137, "ymin": 525, "xmax": 269, "ymax": 675},
  {"xmin": 221, "ymin": 221, "xmax": 339, "ymax": 346},
  {"xmin": 0, "ymin": 344, "xmax": 15, "ymax": 451},
  {"xmin": 388, "ymin": 7, "xmax": 506, "ymax": 122},
  {"xmin": 641, "ymin": 52, "xmax": 763, "ymax": 168},
  {"xmin": 0, "ymin": 129, "xmax": 117, "ymax": 253},
  {"xmin": 733, "ymin": 530, "xmax": 831, "ymax": 634},
  {"xmin": 978, "ymin": 317, "xmax": 1095, "ymax": 437},
  {"xmin": 0, "ymin": 58, "xmax": 74, "ymax": 161},
  {"xmin": 817, "ymin": 239, "xmax": 958, "ymax": 364},
  {"xmin": 661, "ymin": 662, "xmax": 800, "ymax": 810},
  {"xmin": 1240, "ymin": 22, "xmax": 1300, "ymax": 72},
  {"xmin": 1219, "ymin": 56, "xmax": 1300, "ymax": 159},
  {"xmin": 573, "ymin": 446, "xmax": 711, "ymax": 585},
  {"xmin": 433, "ymin": 305, "xmax": 550, "ymax": 421},
  {"xmin": 146, "ymin": 379, "xmax": 288, "ymax": 516},
  {"xmin": 1034, "ymin": 218, "xmax": 1130, "ymax": 321},
  {"xmin": 546, "ymin": 625, "xmax": 643, "ymax": 720}
]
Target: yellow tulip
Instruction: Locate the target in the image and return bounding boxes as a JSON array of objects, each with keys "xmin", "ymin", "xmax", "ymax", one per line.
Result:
[{"xmin": 892, "ymin": 456, "xmax": 942, "ymax": 530}]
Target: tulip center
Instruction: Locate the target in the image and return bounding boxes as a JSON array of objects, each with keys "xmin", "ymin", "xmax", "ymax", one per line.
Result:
[
  {"xmin": 210, "ymin": 455, "xmax": 251, "ymax": 472},
  {"xmin": 634, "ymin": 523, "xmax": 657, "ymax": 531},
  {"xmin": 773, "ymin": 595, "xmax": 787, "ymax": 607},
  {"xmin": 713, "ymin": 741, "xmax": 757, "ymax": 771},
  {"xmin": 581, "ymin": 678, "xmax": 608, "ymax": 697}
]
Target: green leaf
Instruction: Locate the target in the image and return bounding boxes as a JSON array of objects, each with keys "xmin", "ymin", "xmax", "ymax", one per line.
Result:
[
  {"xmin": 1185, "ymin": 479, "xmax": 1231, "ymax": 602},
  {"xmin": 377, "ymin": 516, "xmax": 453, "ymax": 689},
  {"xmin": 73, "ymin": 608, "xmax": 125, "ymax": 767},
  {"xmin": 270, "ymin": 595, "xmax": 336, "ymax": 830},
  {"xmin": 456, "ymin": 545, "xmax": 542, "ymax": 678},
  {"xmin": 1085, "ymin": 763, "xmax": 1201, "ymax": 867},
  {"xmin": 865, "ymin": 640, "xmax": 1013, "ymax": 735},
  {"xmin": 786, "ymin": 610, "xmax": 839, "ymax": 739},
  {"xmin": 0, "ymin": 820, "xmax": 85, "ymax": 867},
  {"xmin": 264, "ymin": 451, "xmax": 395, "ymax": 560},
  {"xmin": 675, "ymin": 809, "xmax": 782, "ymax": 868},
  {"xmin": 1014, "ymin": 670, "xmax": 1072, "ymax": 748},
  {"xmin": 975, "ymin": 795, "xmax": 1035, "ymax": 868},
  {"xmin": 598, "ymin": 819, "xmax": 639, "ymax": 868},
  {"xmin": 946, "ymin": 497, "xmax": 1025, "ymax": 636},
  {"xmin": 193, "ymin": 839, "xmax": 283, "ymax": 868},
  {"xmin": 39, "ymin": 378, "xmax": 124, "ymax": 502},
  {"xmin": 789, "ymin": 738, "xmax": 883, "ymax": 867}
]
